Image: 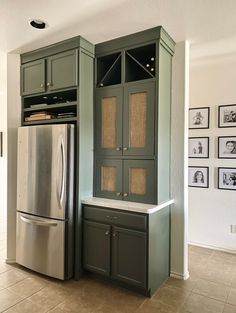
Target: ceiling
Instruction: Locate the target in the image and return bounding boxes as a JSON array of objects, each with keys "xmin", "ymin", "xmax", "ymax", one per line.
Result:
[{"xmin": 1, "ymin": 0, "xmax": 236, "ymax": 61}]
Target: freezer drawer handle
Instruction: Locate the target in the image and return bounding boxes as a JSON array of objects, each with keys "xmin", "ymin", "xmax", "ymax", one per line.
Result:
[{"xmin": 20, "ymin": 215, "xmax": 57, "ymax": 227}]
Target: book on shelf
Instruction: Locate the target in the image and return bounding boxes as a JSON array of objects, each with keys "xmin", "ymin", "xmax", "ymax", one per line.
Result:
[
  {"xmin": 25, "ymin": 112, "xmax": 56, "ymax": 121},
  {"xmin": 30, "ymin": 103, "xmax": 48, "ymax": 109}
]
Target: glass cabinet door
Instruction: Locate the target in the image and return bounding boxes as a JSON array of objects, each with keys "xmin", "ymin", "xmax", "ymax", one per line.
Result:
[
  {"xmin": 95, "ymin": 159, "xmax": 123, "ymax": 200},
  {"xmin": 95, "ymin": 88, "xmax": 123, "ymax": 156},
  {"xmin": 123, "ymin": 82, "xmax": 155, "ymax": 156},
  {"xmin": 123, "ymin": 160, "xmax": 155, "ymax": 204}
]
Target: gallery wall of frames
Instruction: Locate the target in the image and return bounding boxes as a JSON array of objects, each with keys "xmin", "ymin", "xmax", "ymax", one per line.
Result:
[{"xmin": 188, "ymin": 104, "xmax": 236, "ymax": 191}]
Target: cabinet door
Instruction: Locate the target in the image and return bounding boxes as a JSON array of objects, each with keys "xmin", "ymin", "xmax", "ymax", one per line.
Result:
[
  {"xmin": 95, "ymin": 88, "xmax": 123, "ymax": 156},
  {"xmin": 21, "ymin": 59, "xmax": 45, "ymax": 95},
  {"xmin": 123, "ymin": 160, "xmax": 155, "ymax": 204},
  {"xmin": 123, "ymin": 82, "xmax": 155, "ymax": 156},
  {"xmin": 83, "ymin": 221, "xmax": 111, "ymax": 276},
  {"xmin": 47, "ymin": 50, "xmax": 78, "ymax": 91},
  {"xmin": 95, "ymin": 159, "xmax": 123, "ymax": 200},
  {"xmin": 112, "ymin": 226, "xmax": 147, "ymax": 288}
]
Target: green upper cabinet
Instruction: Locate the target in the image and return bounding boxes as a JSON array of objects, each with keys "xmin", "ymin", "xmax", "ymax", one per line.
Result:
[
  {"xmin": 21, "ymin": 49, "xmax": 78, "ymax": 96},
  {"xmin": 47, "ymin": 50, "xmax": 78, "ymax": 91},
  {"xmin": 123, "ymin": 82, "xmax": 155, "ymax": 156},
  {"xmin": 21, "ymin": 59, "xmax": 46, "ymax": 96},
  {"xmin": 95, "ymin": 87, "xmax": 123, "ymax": 156},
  {"xmin": 95, "ymin": 81, "xmax": 155, "ymax": 157}
]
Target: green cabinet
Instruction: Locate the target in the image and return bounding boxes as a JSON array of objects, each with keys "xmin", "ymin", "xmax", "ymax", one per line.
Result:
[
  {"xmin": 83, "ymin": 220, "xmax": 110, "ymax": 276},
  {"xmin": 21, "ymin": 49, "xmax": 78, "ymax": 96},
  {"xmin": 94, "ymin": 26, "xmax": 175, "ymax": 206},
  {"xmin": 47, "ymin": 50, "xmax": 78, "ymax": 91},
  {"xmin": 112, "ymin": 226, "xmax": 147, "ymax": 288},
  {"xmin": 83, "ymin": 205, "xmax": 147, "ymax": 290},
  {"xmin": 95, "ymin": 82, "xmax": 155, "ymax": 157},
  {"xmin": 95, "ymin": 159, "xmax": 155, "ymax": 204},
  {"xmin": 21, "ymin": 59, "xmax": 45, "ymax": 95},
  {"xmin": 82, "ymin": 203, "xmax": 170, "ymax": 296}
]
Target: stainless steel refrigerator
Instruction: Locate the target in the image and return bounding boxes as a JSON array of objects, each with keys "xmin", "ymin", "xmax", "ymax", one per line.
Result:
[{"xmin": 16, "ymin": 124, "xmax": 74, "ymax": 280}]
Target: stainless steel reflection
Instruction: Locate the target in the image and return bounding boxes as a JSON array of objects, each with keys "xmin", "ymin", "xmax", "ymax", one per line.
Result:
[
  {"xmin": 16, "ymin": 212, "xmax": 65, "ymax": 279},
  {"xmin": 17, "ymin": 125, "xmax": 74, "ymax": 220},
  {"xmin": 16, "ymin": 124, "xmax": 74, "ymax": 280}
]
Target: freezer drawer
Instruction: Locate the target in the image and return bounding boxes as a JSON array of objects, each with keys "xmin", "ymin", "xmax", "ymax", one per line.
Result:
[{"xmin": 16, "ymin": 212, "xmax": 70, "ymax": 280}]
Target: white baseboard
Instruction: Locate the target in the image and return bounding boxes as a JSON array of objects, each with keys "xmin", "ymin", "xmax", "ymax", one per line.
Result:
[
  {"xmin": 5, "ymin": 258, "xmax": 16, "ymax": 264},
  {"xmin": 189, "ymin": 241, "xmax": 236, "ymax": 254},
  {"xmin": 170, "ymin": 271, "xmax": 189, "ymax": 280}
]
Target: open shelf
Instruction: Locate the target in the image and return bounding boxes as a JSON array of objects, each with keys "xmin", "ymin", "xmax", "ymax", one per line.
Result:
[
  {"xmin": 23, "ymin": 116, "xmax": 78, "ymax": 126},
  {"xmin": 125, "ymin": 44, "xmax": 156, "ymax": 82},
  {"xmin": 97, "ymin": 52, "xmax": 121, "ymax": 87},
  {"xmin": 23, "ymin": 89, "xmax": 78, "ymax": 124}
]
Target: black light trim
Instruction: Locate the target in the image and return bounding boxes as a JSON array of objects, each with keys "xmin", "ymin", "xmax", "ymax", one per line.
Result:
[{"xmin": 30, "ymin": 20, "xmax": 47, "ymax": 29}]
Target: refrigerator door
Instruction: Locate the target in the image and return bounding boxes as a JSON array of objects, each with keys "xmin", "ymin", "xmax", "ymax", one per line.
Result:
[
  {"xmin": 17, "ymin": 124, "xmax": 74, "ymax": 220},
  {"xmin": 16, "ymin": 212, "xmax": 66, "ymax": 279}
]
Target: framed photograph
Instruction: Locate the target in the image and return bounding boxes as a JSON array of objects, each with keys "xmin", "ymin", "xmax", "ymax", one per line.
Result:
[
  {"xmin": 218, "ymin": 136, "xmax": 236, "ymax": 158},
  {"xmin": 218, "ymin": 104, "xmax": 236, "ymax": 128},
  {"xmin": 188, "ymin": 166, "xmax": 209, "ymax": 188},
  {"xmin": 189, "ymin": 137, "xmax": 209, "ymax": 158},
  {"xmin": 189, "ymin": 107, "xmax": 210, "ymax": 129},
  {"xmin": 218, "ymin": 167, "xmax": 236, "ymax": 191}
]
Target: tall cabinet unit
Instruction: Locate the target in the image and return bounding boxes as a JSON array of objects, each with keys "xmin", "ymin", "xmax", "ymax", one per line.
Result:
[
  {"xmin": 94, "ymin": 27, "xmax": 175, "ymax": 205},
  {"xmin": 20, "ymin": 36, "xmax": 95, "ymax": 279},
  {"xmin": 85, "ymin": 26, "xmax": 175, "ymax": 295}
]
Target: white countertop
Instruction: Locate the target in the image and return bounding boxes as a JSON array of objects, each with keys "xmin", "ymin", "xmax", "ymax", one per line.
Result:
[{"xmin": 81, "ymin": 197, "xmax": 174, "ymax": 214}]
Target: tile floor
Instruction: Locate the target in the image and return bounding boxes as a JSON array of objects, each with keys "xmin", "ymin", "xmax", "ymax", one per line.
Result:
[{"xmin": 0, "ymin": 221, "xmax": 236, "ymax": 312}]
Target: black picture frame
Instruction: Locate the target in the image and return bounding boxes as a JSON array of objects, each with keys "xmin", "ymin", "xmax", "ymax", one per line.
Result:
[
  {"xmin": 189, "ymin": 107, "xmax": 210, "ymax": 129},
  {"xmin": 189, "ymin": 137, "xmax": 209, "ymax": 158},
  {"xmin": 218, "ymin": 167, "xmax": 236, "ymax": 191},
  {"xmin": 218, "ymin": 136, "xmax": 236, "ymax": 159},
  {"xmin": 188, "ymin": 166, "xmax": 209, "ymax": 188},
  {"xmin": 218, "ymin": 104, "xmax": 236, "ymax": 128}
]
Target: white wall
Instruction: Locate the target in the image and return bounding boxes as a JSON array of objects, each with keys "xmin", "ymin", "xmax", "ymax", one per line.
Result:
[
  {"xmin": 170, "ymin": 41, "xmax": 189, "ymax": 279},
  {"xmin": 0, "ymin": 51, "xmax": 7, "ymax": 223},
  {"xmin": 189, "ymin": 54, "xmax": 236, "ymax": 252},
  {"xmin": 6, "ymin": 54, "xmax": 21, "ymax": 262}
]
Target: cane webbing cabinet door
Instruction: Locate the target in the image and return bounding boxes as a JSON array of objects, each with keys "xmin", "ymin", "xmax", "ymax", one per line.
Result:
[
  {"xmin": 83, "ymin": 220, "xmax": 111, "ymax": 276},
  {"xmin": 123, "ymin": 82, "xmax": 155, "ymax": 156},
  {"xmin": 111, "ymin": 226, "xmax": 147, "ymax": 288},
  {"xmin": 95, "ymin": 87, "xmax": 123, "ymax": 156},
  {"xmin": 123, "ymin": 160, "xmax": 155, "ymax": 204},
  {"xmin": 47, "ymin": 50, "xmax": 78, "ymax": 91},
  {"xmin": 21, "ymin": 59, "xmax": 46, "ymax": 96},
  {"xmin": 95, "ymin": 159, "xmax": 123, "ymax": 200}
]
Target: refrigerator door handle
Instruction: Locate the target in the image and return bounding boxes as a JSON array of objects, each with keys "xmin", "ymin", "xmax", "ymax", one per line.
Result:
[
  {"xmin": 20, "ymin": 215, "xmax": 57, "ymax": 227},
  {"xmin": 57, "ymin": 136, "xmax": 66, "ymax": 211}
]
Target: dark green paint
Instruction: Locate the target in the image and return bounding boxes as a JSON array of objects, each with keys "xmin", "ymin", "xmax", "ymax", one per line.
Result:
[
  {"xmin": 21, "ymin": 59, "xmax": 45, "ymax": 96},
  {"xmin": 95, "ymin": 87, "xmax": 123, "ymax": 156},
  {"xmin": 112, "ymin": 226, "xmax": 147, "ymax": 288},
  {"xmin": 83, "ymin": 220, "xmax": 111, "ymax": 276}
]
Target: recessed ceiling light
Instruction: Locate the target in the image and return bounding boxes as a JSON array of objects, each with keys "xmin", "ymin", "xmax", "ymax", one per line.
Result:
[{"xmin": 29, "ymin": 19, "xmax": 48, "ymax": 29}]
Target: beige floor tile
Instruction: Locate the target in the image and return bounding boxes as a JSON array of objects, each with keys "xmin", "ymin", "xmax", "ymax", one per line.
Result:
[
  {"xmin": 8, "ymin": 276, "xmax": 46, "ymax": 297},
  {"xmin": 227, "ymin": 288, "xmax": 236, "ymax": 306},
  {"xmin": 48, "ymin": 308, "xmax": 67, "ymax": 313},
  {"xmin": 0, "ymin": 289, "xmax": 23, "ymax": 312},
  {"xmin": 137, "ymin": 300, "xmax": 177, "ymax": 313},
  {"xmin": 150, "ymin": 285, "xmax": 190, "ymax": 310},
  {"xmin": 190, "ymin": 246, "xmax": 214, "ymax": 256},
  {"xmin": 29, "ymin": 285, "xmax": 72, "ymax": 311},
  {"xmin": 211, "ymin": 251, "xmax": 236, "ymax": 264},
  {"xmin": 182, "ymin": 293, "xmax": 224, "ymax": 313},
  {"xmin": 4, "ymin": 298, "xmax": 46, "ymax": 313},
  {"xmin": 0, "ymin": 262, "xmax": 11, "ymax": 274},
  {"xmin": 192, "ymin": 278, "xmax": 230, "ymax": 302},
  {"xmin": 0, "ymin": 270, "xmax": 27, "ymax": 288},
  {"xmin": 223, "ymin": 304, "xmax": 236, "ymax": 313},
  {"xmin": 164, "ymin": 276, "xmax": 197, "ymax": 291}
]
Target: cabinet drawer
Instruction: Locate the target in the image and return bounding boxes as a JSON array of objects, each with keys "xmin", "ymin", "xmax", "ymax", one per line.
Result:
[{"xmin": 83, "ymin": 205, "xmax": 147, "ymax": 231}]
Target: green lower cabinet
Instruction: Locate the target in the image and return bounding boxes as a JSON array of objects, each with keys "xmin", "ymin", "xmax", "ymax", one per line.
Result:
[
  {"xmin": 83, "ymin": 220, "xmax": 111, "ymax": 276},
  {"xmin": 111, "ymin": 226, "xmax": 147, "ymax": 288}
]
